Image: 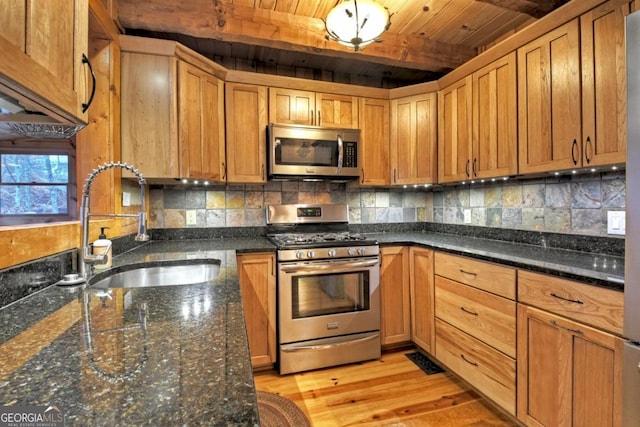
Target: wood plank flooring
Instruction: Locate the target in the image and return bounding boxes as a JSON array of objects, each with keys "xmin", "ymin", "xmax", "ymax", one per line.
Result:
[{"xmin": 253, "ymin": 350, "xmax": 520, "ymax": 426}]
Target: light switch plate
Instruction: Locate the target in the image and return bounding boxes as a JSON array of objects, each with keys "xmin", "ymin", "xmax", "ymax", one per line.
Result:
[
  {"xmin": 464, "ymin": 209, "xmax": 472, "ymax": 224},
  {"xmin": 122, "ymin": 192, "xmax": 131, "ymax": 207},
  {"xmin": 607, "ymin": 211, "xmax": 625, "ymax": 235},
  {"xmin": 186, "ymin": 210, "xmax": 197, "ymax": 226}
]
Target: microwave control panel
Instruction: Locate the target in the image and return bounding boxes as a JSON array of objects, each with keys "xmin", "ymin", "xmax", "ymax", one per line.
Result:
[{"xmin": 343, "ymin": 141, "xmax": 358, "ymax": 167}]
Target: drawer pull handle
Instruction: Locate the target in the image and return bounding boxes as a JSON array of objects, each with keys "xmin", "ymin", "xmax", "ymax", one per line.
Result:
[
  {"xmin": 459, "ymin": 269, "xmax": 477, "ymax": 277},
  {"xmin": 460, "ymin": 354, "xmax": 478, "ymax": 366},
  {"xmin": 460, "ymin": 307, "xmax": 478, "ymax": 316},
  {"xmin": 550, "ymin": 293, "xmax": 584, "ymax": 305},
  {"xmin": 551, "ymin": 320, "xmax": 584, "ymax": 335}
]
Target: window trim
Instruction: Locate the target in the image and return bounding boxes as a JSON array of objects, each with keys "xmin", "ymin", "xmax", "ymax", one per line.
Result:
[{"xmin": 0, "ymin": 140, "xmax": 77, "ymax": 226}]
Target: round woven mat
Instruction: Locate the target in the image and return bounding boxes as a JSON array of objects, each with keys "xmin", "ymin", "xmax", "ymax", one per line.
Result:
[{"xmin": 257, "ymin": 390, "xmax": 312, "ymax": 427}]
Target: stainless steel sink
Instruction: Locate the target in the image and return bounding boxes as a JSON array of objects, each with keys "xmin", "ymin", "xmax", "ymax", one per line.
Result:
[{"xmin": 89, "ymin": 261, "xmax": 220, "ymax": 289}]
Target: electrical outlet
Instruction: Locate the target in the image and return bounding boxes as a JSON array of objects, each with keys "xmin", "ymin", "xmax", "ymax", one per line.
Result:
[
  {"xmin": 607, "ymin": 211, "xmax": 625, "ymax": 235},
  {"xmin": 464, "ymin": 209, "xmax": 472, "ymax": 224},
  {"xmin": 122, "ymin": 192, "xmax": 131, "ymax": 207},
  {"xmin": 186, "ymin": 210, "xmax": 197, "ymax": 226}
]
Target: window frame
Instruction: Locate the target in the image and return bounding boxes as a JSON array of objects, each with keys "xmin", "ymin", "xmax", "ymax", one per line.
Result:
[{"xmin": 0, "ymin": 140, "xmax": 77, "ymax": 226}]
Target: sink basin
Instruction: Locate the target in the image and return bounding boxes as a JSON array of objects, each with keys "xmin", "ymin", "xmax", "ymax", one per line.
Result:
[{"xmin": 89, "ymin": 260, "xmax": 220, "ymax": 289}]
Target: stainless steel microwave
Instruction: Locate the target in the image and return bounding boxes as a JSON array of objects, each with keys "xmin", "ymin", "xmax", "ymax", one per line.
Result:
[{"xmin": 268, "ymin": 123, "xmax": 361, "ymax": 180}]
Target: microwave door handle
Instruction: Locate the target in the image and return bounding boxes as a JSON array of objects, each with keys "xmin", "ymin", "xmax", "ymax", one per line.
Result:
[{"xmin": 337, "ymin": 134, "xmax": 344, "ymax": 174}]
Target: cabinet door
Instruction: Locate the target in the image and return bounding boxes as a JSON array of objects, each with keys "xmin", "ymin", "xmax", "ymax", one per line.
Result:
[
  {"xmin": 409, "ymin": 247, "xmax": 434, "ymax": 353},
  {"xmin": 226, "ymin": 83, "xmax": 268, "ymax": 183},
  {"xmin": 517, "ymin": 304, "xmax": 624, "ymax": 427},
  {"xmin": 0, "ymin": 0, "xmax": 88, "ymax": 122},
  {"xmin": 518, "ymin": 20, "xmax": 581, "ymax": 174},
  {"xmin": 380, "ymin": 246, "xmax": 411, "ymax": 346},
  {"xmin": 316, "ymin": 93, "xmax": 359, "ymax": 128},
  {"xmin": 472, "ymin": 52, "xmax": 518, "ymax": 179},
  {"xmin": 237, "ymin": 253, "xmax": 276, "ymax": 369},
  {"xmin": 121, "ymin": 53, "xmax": 179, "ymax": 178},
  {"xmin": 390, "ymin": 93, "xmax": 438, "ymax": 185},
  {"xmin": 358, "ymin": 98, "xmax": 390, "ymax": 186},
  {"xmin": 438, "ymin": 76, "xmax": 473, "ymax": 183},
  {"xmin": 269, "ymin": 87, "xmax": 315, "ymax": 125},
  {"xmin": 580, "ymin": 1, "xmax": 628, "ymax": 167},
  {"xmin": 178, "ymin": 62, "xmax": 225, "ymax": 181}
]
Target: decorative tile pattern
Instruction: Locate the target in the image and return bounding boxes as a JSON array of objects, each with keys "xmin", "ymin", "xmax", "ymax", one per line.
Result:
[{"xmin": 148, "ymin": 171, "xmax": 625, "ymax": 237}]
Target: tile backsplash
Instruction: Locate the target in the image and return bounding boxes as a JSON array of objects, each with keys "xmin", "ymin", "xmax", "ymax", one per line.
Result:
[{"xmin": 149, "ymin": 171, "xmax": 625, "ymax": 238}]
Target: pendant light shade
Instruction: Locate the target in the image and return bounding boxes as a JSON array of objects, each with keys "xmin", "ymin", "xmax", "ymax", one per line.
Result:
[{"xmin": 325, "ymin": 0, "xmax": 390, "ymax": 51}]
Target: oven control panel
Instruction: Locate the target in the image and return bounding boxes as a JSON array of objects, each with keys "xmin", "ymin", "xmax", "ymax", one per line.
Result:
[{"xmin": 278, "ymin": 245, "xmax": 380, "ymax": 261}]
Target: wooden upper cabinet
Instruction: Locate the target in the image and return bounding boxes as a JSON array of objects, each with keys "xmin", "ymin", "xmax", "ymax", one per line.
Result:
[
  {"xmin": 121, "ymin": 52, "xmax": 180, "ymax": 179},
  {"xmin": 472, "ymin": 52, "xmax": 518, "ymax": 180},
  {"xmin": 519, "ymin": 4, "xmax": 627, "ymax": 176},
  {"xmin": 518, "ymin": 19, "xmax": 583, "ymax": 174},
  {"xmin": 269, "ymin": 88, "xmax": 315, "ymax": 125},
  {"xmin": 178, "ymin": 62, "xmax": 226, "ymax": 181},
  {"xmin": 0, "ymin": 0, "xmax": 89, "ymax": 123},
  {"xmin": 121, "ymin": 41, "xmax": 226, "ymax": 182},
  {"xmin": 390, "ymin": 92, "xmax": 437, "ymax": 185},
  {"xmin": 316, "ymin": 93, "xmax": 359, "ymax": 128},
  {"xmin": 226, "ymin": 83, "xmax": 268, "ymax": 183},
  {"xmin": 358, "ymin": 97, "xmax": 390, "ymax": 186},
  {"xmin": 439, "ymin": 53, "xmax": 516, "ymax": 184},
  {"xmin": 580, "ymin": 0, "xmax": 628, "ymax": 167},
  {"xmin": 438, "ymin": 76, "xmax": 473, "ymax": 183},
  {"xmin": 269, "ymin": 87, "xmax": 359, "ymax": 128}
]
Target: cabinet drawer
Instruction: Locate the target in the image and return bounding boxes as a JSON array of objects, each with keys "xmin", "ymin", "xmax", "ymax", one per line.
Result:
[
  {"xmin": 518, "ymin": 270, "xmax": 624, "ymax": 336},
  {"xmin": 435, "ymin": 276, "xmax": 516, "ymax": 358},
  {"xmin": 435, "ymin": 319, "xmax": 516, "ymax": 415},
  {"xmin": 434, "ymin": 252, "xmax": 516, "ymax": 299}
]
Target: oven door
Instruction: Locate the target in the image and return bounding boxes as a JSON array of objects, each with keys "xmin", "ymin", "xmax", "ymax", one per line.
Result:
[{"xmin": 278, "ymin": 256, "xmax": 380, "ymax": 344}]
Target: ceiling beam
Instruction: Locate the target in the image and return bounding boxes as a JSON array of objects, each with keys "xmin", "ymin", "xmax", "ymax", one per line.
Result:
[
  {"xmin": 476, "ymin": 0, "xmax": 570, "ymax": 19},
  {"xmin": 117, "ymin": 0, "xmax": 476, "ymax": 73}
]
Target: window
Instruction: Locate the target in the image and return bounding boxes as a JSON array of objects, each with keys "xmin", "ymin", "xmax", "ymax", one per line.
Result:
[{"xmin": 0, "ymin": 141, "xmax": 76, "ymax": 225}]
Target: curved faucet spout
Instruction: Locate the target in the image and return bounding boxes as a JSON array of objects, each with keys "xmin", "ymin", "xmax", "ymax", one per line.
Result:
[{"xmin": 79, "ymin": 162, "xmax": 149, "ymax": 279}]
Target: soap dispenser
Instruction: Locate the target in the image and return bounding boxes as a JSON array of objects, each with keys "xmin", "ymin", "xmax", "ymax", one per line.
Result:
[{"xmin": 93, "ymin": 227, "xmax": 112, "ymax": 270}]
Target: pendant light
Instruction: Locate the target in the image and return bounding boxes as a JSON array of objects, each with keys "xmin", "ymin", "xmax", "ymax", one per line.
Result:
[{"xmin": 325, "ymin": 0, "xmax": 391, "ymax": 51}]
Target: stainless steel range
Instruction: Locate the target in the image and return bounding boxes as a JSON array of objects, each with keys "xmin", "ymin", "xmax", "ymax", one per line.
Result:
[{"xmin": 266, "ymin": 204, "xmax": 381, "ymax": 374}]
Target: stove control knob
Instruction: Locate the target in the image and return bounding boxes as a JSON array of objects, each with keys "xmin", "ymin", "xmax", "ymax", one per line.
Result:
[
  {"xmin": 328, "ymin": 249, "xmax": 337, "ymax": 257},
  {"xmin": 357, "ymin": 247, "xmax": 366, "ymax": 256},
  {"xmin": 296, "ymin": 251, "xmax": 305, "ymax": 259},
  {"xmin": 348, "ymin": 248, "xmax": 357, "ymax": 256},
  {"xmin": 307, "ymin": 250, "xmax": 315, "ymax": 258}
]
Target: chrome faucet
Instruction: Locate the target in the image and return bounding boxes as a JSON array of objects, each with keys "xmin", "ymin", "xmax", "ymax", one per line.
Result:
[{"xmin": 79, "ymin": 162, "xmax": 150, "ymax": 279}]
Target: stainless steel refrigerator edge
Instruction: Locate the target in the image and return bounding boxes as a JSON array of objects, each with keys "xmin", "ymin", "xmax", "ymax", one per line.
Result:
[{"xmin": 625, "ymin": 10, "xmax": 640, "ymax": 427}]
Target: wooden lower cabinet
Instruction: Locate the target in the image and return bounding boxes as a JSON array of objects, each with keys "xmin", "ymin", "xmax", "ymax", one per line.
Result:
[
  {"xmin": 517, "ymin": 304, "xmax": 624, "ymax": 427},
  {"xmin": 409, "ymin": 247, "xmax": 435, "ymax": 353},
  {"xmin": 436, "ymin": 318, "xmax": 516, "ymax": 415},
  {"xmin": 380, "ymin": 246, "xmax": 411, "ymax": 346},
  {"xmin": 237, "ymin": 253, "xmax": 276, "ymax": 369}
]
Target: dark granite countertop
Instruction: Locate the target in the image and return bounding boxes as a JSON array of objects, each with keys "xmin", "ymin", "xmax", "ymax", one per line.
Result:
[
  {"xmin": 367, "ymin": 231, "xmax": 624, "ymax": 291},
  {"xmin": 0, "ymin": 230, "xmax": 623, "ymax": 425},
  {"xmin": 0, "ymin": 238, "xmax": 275, "ymax": 427}
]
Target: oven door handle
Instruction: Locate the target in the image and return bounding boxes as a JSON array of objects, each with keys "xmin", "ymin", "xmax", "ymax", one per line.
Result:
[
  {"xmin": 280, "ymin": 333, "xmax": 379, "ymax": 352},
  {"xmin": 279, "ymin": 258, "xmax": 379, "ymax": 273}
]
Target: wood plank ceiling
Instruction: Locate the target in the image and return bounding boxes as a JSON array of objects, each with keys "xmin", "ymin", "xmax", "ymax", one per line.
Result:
[{"xmin": 118, "ymin": 0, "xmax": 571, "ymax": 88}]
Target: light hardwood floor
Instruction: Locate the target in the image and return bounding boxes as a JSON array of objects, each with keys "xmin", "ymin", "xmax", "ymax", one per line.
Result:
[{"xmin": 253, "ymin": 350, "xmax": 520, "ymax": 426}]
